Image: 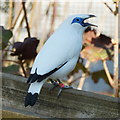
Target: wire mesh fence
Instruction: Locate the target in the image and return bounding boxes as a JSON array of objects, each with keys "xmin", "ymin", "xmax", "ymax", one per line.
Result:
[
  {"xmin": 0, "ymin": 0, "xmax": 118, "ymax": 41},
  {"xmin": 0, "ymin": 0, "xmax": 119, "ymax": 96}
]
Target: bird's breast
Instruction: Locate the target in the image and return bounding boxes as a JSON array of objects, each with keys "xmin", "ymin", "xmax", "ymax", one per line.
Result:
[
  {"xmin": 49, "ymin": 55, "xmax": 79, "ymax": 79},
  {"xmin": 31, "ymin": 26, "xmax": 83, "ymax": 75}
]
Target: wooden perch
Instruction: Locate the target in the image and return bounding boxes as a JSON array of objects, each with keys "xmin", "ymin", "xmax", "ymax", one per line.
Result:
[{"xmin": 2, "ymin": 73, "xmax": 119, "ymax": 118}]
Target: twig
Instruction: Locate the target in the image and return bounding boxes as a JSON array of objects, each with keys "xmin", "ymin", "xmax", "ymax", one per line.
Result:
[
  {"xmin": 104, "ymin": 2, "xmax": 119, "ymax": 16},
  {"xmin": 8, "ymin": 41, "xmax": 14, "ymax": 46},
  {"xmin": 12, "ymin": 0, "xmax": 31, "ymax": 42},
  {"xmin": 22, "ymin": 2, "xmax": 31, "ymax": 37},
  {"xmin": 29, "ymin": 0, "xmax": 37, "ymax": 28},
  {"xmin": 8, "ymin": 0, "xmax": 13, "ymax": 29},
  {"xmin": 102, "ymin": 60, "xmax": 115, "ymax": 87},
  {"xmin": 2, "ymin": 59, "xmax": 19, "ymax": 64},
  {"xmin": 2, "ymin": 49, "xmax": 13, "ymax": 52},
  {"xmin": 11, "ymin": 6, "xmax": 23, "ymax": 29},
  {"xmin": 19, "ymin": 60, "xmax": 27, "ymax": 78},
  {"xmin": 68, "ymin": 75, "xmax": 83, "ymax": 86},
  {"xmin": 114, "ymin": 1, "xmax": 119, "ymax": 16},
  {"xmin": 77, "ymin": 61, "xmax": 91, "ymax": 90},
  {"xmin": 104, "ymin": 2, "xmax": 114, "ymax": 14},
  {"xmin": 2, "ymin": 59, "xmax": 27, "ymax": 78}
]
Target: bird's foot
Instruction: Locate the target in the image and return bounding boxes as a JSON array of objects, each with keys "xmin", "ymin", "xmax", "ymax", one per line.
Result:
[
  {"xmin": 57, "ymin": 84, "xmax": 73, "ymax": 97},
  {"xmin": 49, "ymin": 79, "xmax": 73, "ymax": 97},
  {"xmin": 49, "ymin": 80, "xmax": 59, "ymax": 91}
]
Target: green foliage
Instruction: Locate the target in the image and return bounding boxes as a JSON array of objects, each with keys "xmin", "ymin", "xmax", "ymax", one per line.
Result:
[
  {"xmin": 0, "ymin": 26, "xmax": 13, "ymax": 50},
  {"xmin": 2, "ymin": 65, "xmax": 20, "ymax": 74},
  {"xmin": 81, "ymin": 45, "xmax": 113, "ymax": 62}
]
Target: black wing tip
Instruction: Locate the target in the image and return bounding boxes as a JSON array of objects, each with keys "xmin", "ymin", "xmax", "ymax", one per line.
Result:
[
  {"xmin": 27, "ymin": 62, "xmax": 68, "ymax": 84},
  {"xmin": 25, "ymin": 92, "xmax": 38, "ymax": 107},
  {"xmin": 27, "ymin": 74, "xmax": 38, "ymax": 84},
  {"xmin": 27, "ymin": 69, "xmax": 39, "ymax": 83},
  {"xmin": 27, "ymin": 74, "xmax": 33, "ymax": 83}
]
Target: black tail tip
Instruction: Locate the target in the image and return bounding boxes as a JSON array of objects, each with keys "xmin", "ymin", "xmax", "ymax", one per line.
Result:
[{"xmin": 25, "ymin": 92, "xmax": 38, "ymax": 107}]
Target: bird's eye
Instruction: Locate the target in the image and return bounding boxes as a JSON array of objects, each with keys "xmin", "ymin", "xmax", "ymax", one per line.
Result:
[{"xmin": 76, "ymin": 19, "xmax": 80, "ymax": 21}]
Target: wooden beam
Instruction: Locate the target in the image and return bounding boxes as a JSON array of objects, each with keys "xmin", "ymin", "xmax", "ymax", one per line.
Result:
[{"xmin": 1, "ymin": 73, "xmax": 119, "ymax": 118}]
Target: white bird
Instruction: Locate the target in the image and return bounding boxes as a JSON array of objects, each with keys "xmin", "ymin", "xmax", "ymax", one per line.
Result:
[{"xmin": 25, "ymin": 14, "xmax": 97, "ymax": 107}]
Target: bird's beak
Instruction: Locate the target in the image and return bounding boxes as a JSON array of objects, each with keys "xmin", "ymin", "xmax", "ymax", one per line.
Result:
[{"xmin": 83, "ymin": 15, "xmax": 98, "ymax": 27}]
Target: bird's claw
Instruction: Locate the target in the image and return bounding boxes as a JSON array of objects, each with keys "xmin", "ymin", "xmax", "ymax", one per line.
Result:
[
  {"xmin": 49, "ymin": 79, "xmax": 73, "ymax": 97},
  {"xmin": 49, "ymin": 82, "xmax": 59, "ymax": 91},
  {"xmin": 57, "ymin": 88, "xmax": 63, "ymax": 97},
  {"xmin": 57, "ymin": 85, "xmax": 73, "ymax": 97}
]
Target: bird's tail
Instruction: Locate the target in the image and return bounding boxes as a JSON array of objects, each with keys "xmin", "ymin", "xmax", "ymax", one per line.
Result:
[{"xmin": 25, "ymin": 80, "xmax": 45, "ymax": 107}]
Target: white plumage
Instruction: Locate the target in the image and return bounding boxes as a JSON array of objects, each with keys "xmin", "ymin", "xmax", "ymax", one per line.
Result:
[
  {"xmin": 31, "ymin": 15, "xmax": 84, "ymax": 76},
  {"xmin": 25, "ymin": 14, "xmax": 97, "ymax": 107}
]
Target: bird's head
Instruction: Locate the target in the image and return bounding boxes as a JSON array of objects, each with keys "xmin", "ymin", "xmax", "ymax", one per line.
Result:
[{"xmin": 68, "ymin": 14, "xmax": 97, "ymax": 30}]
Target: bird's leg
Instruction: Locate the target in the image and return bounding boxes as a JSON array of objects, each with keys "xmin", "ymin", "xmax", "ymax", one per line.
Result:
[
  {"xmin": 57, "ymin": 79, "xmax": 73, "ymax": 97},
  {"xmin": 49, "ymin": 79, "xmax": 59, "ymax": 91},
  {"xmin": 50, "ymin": 79, "xmax": 67, "ymax": 90},
  {"xmin": 49, "ymin": 79, "xmax": 73, "ymax": 97}
]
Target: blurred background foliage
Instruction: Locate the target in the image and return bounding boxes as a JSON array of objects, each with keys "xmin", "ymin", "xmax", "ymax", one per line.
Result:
[{"xmin": 0, "ymin": 0, "xmax": 119, "ymax": 97}]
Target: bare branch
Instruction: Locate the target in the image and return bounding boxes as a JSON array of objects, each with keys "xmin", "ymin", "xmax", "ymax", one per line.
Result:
[
  {"xmin": 2, "ymin": 59, "xmax": 19, "ymax": 64},
  {"xmin": 19, "ymin": 60, "xmax": 27, "ymax": 78},
  {"xmin": 104, "ymin": 2, "xmax": 114, "ymax": 14},
  {"xmin": 102, "ymin": 60, "xmax": 117, "ymax": 89},
  {"xmin": 8, "ymin": 0, "xmax": 13, "ymax": 29},
  {"xmin": 2, "ymin": 59, "xmax": 27, "ymax": 78},
  {"xmin": 77, "ymin": 61, "xmax": 91, "ymax": 90},
  {"xmin": 22, "ymin": 2, "xmax": 31, "ymax": 37},
  {"xmin": 11, "ymin": 6, "xmax": 23, "ymax": 29}
]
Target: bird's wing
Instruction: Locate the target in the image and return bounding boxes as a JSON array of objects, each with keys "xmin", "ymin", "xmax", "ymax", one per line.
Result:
[
  {"xmin": 27, "ymin": 28, "xmax": 79, "ymax": 83},
  {"xmin": 27, "ymin": 61, "xmax": 68, "ymax": 83}
]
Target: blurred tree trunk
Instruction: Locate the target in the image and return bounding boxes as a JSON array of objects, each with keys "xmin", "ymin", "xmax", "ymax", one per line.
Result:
[
  {"xmin": 104, "ymin": 0, "xmax": 119, "ymax": 97},
  {"xmin": 8, "ymin": 0, "xmax": 13, "ymax": 29},
  {"xmin": 114, "ymin": 0, "xmax": 119, "ymax": 97}
]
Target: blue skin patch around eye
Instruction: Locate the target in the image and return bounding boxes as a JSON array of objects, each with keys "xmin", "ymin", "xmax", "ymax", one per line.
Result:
[{"xmin": 71, "ymin": 17, "xmax": 89, "ymax": 27}]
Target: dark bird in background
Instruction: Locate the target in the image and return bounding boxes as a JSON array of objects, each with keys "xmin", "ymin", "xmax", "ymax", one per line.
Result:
[{"xmin": 11, "ymin": 37, "xmax": 39, "ymax": 60}]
